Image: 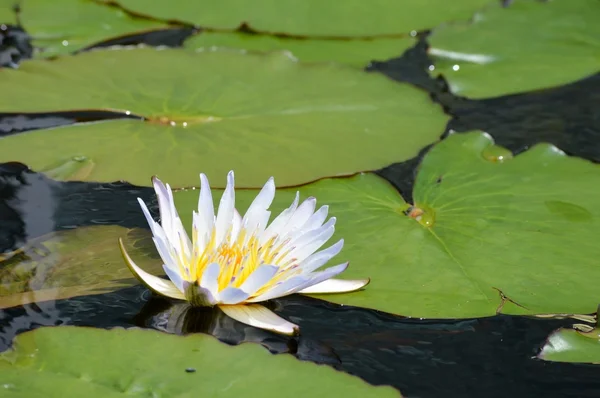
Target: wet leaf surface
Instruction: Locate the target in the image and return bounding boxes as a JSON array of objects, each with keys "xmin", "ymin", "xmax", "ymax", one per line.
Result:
[
  {"xmin": 102, "ymin": 0, "xmax": 490, "ymax": 36},
  {"xmin": 0, "ymin": 326, "xmax": 400, "ymax": 397},
  {"xmin": 0, "ymin": 226, "xmax": 163, "ymax": 309},
  {"xmin": 184, "ymin": 30, "xmax": 414, "ymax": 67},
  {"xmin": 539, "ymin": 328, "xmax": 600, "ymax": 364},
  {"xmin": 428, "ymin": 0, "xmax": 600, "ymax": 98},
  {"xmin": 3, "ymin": 0, "xmax": 167, "ymax": 57},
  {"xmin": 0, "ymin": 47, "xmax": 447, "ymax": 188},
  {"xmin": 371, "ymin": 41, "xmax": 600, "ymax": 164},
  {"xmin": 173, "ymin": 132, "xmax": 600, "ymax": 317}
]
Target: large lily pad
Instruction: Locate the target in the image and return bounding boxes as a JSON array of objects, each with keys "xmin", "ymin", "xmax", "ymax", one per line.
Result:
[
  {"xmin": 185, "ymin": 31, "xmax": 414, "ymax": 67},
  {"xmin": 1, "ymin": 0, "xmax": 166, "ymax": 57},
  {"xmin": 104, "ymin": 0, "xmax": 490, "ymax": 36},
  {"xmin": 538, "ymin": 328, "xmax": 600, "ymax": 364},
  {"xmin": 0, "ymin": 226, "xmax": 162, "ymax": 308},
  {"xmin": 172, "ymin": 132, "xmax": 600, "ymax": 318},
  {"xmin": 428, "ymin": 0, "xmax": 600, "ymax": 98},
  {"xmin": 0, "ymin": 326, "xmax": 400, "ymax": 397},
  {"xmin": 0, "ymin": 47, "xmax": 447, "ymax": 188}
]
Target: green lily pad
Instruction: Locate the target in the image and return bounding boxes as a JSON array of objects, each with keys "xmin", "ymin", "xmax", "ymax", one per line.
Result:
[
  {"xmin": 172, "ymin": 132, "xmax": 600, "ymax": 318},
  {"xmin": 0, "ymin": 226, "xmax": 162, "ymax": 309},
  {"xmin": 185, "ymin": 31, "xmax": 414, "ymax": 67},
  {"xmin": 0, "ymin": 47, "xmax": 447, "ymax": 188},
  {"xmin": 1, "ymin": 0, "xmax": 167, "ymax": 57},
  {"xmin": 538, "ymin": 328, "xmax": 600, "ymax": 364},
  {"xmin": 428, "ymin": 0, "xmax": 600, "ymax": 98},
  {"xmin": 104, "ymin": 0, "xmax": 490, "ymax": 36},
  {"xmin": 0, "ymin": 326, "xmax": 401, "ymax": 397},
  {"xmin": 0, "ymin": 0, "xmax": 16, "ymax": 22}
]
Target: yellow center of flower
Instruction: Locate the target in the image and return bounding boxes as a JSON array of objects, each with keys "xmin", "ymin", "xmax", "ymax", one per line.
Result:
[{"xmin": 186, "ymin": 229, "xmax": 297, "ymax": 294}]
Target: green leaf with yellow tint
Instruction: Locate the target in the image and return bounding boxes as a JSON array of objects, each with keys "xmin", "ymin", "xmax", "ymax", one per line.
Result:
[
  {"xmin": 173, "ymin": 132, "xmax": 600, "ymax": 318},
  {"xmin": 103, "ymin": 0, "xmax": 490, "ymax": 36},
  {"xmin": 428, "ymin": 0, "xmax": 600, "ymax": 98},
  {"xmin": 0, "ymin": 47, "xmax": 447, "ymax": 188},
  {"xmin": 0, "ymin": 0, "xmax": 166, "ymax": 57},
  {"xmin": 184, "ymin": 31, "xmax": 414, "ymax": 67},
  {"xmin": 0, "ymin": 226, "xmax": 162, "ymax": 309},
  {"xmin": 539, "ymin": 328, "xmax": 600, "ymax": 364},
  {"xmin": 0, "ymin": 326, "xmax": 401, "ymax": 397}
]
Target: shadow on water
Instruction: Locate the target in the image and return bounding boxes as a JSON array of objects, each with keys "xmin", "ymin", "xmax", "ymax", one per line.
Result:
[{"xmin": 1, "ymin": 165, "xmax": 600, "ymax": 397}]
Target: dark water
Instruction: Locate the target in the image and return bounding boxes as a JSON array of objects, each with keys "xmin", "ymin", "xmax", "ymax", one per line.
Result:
[{"xmin": 1, "ymin": 16, "xmax": 600, "ymax": 398}]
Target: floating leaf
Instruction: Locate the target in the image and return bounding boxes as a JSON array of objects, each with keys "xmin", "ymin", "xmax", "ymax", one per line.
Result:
[
  {"xmin": 1, "ymin": 0, "xmax": 166, "ymax": 57},
  {"xmin": 185, "ymin": 31, "xmax": 414, "ymax": 67},
  {"xmin": 103, "ymin": 0, "xmax": 490, "ymax": 36},
  {"xmin": 0, "ymin": 326, "xmax": 401, "ymax": 397},
  {"xmin": 538, "ymin": 328, "xmax": 600, "ymax": 364},
  {"xmin": 0, "ymin": 226, "xmax": 162, "ymax": 308},
  {"xmin": 428, "ymin": 0, "xmax": 600, "ymax": 98},
  {"xmin": 173, "ymin": 132, "xmax": 600, "ymax": 318},
  {"xmin": 0, "ymin": 47, "xmax": 447, "ymax": 188}
]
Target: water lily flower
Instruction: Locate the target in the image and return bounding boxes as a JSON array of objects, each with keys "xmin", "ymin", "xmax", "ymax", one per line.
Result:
[{"xmin": 119, "ymin": 171, "xmax": 369, "ymax": 336}]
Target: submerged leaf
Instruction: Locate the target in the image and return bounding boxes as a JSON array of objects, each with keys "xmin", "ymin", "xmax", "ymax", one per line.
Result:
[
  {"xmin": 538, "ymin": 328, "xmax": 600, "ymax": 364},
  {"xmin": 0, "ymin": 226, "xmax": 163, "ymax": 309}
]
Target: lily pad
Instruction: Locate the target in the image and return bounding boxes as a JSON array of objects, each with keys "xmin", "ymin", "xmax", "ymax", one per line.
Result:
[
  {"xmin": 538, "ymin": 328, "xmax": 600, "ymax": 364},
  {"xmin": 428, "ymin": 0, "xmax": 600, "ymax": 98},
  {"xmin": 2, "ymin": 0, "xmax": 166, "ymax": 57},
  {"xmin": 0, "ymin": 47, "xmax": 447, "ymax": 188},
  {"xmin": 0, "ymin": 0, "xmax": 15, "ymax": 22},
  {"xmin": 185, "ymin": 31, "xmax": 414, "ymax": 67},
  {"xmin": 0, "ymin": 326, "xmax": 400, "ymax": 397},
  {"xmin": 0, "ymin": 226, "xmax": 162, "ymax": 308},
  {"xmin": 172, "ymin": 132, "xmax": 600, "ymax": 318},
  {"xmin": 104, "ymin": 0, "xmax": 490, "ymax": 36}
]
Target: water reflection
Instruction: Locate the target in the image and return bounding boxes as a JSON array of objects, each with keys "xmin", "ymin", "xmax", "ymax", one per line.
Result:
[
  {"xmin": 133, "ymin": 297, "xmax": 341, "ymax": 364},
  {"xmin": 1, "ymin": 287, "xmax": 599, "ymax": 397}
]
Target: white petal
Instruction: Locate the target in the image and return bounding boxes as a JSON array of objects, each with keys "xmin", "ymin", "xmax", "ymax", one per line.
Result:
[
  {"xmin": 247, "ymin": 275, "xmax": 308, "ymax": 302},
  {"xmin": 138, "ymin": 197, "xmax": 179, "ymax": 274},
  {"xmin": 200, "ymin": 262, "xmax": 220, "ymax": 299},
  {"xmin": 197, "ymin": 173, "xmax": 215, "ymax": 246},
  {"xmin": 138, "ymin": 197, "xmax": 159, "ymax": 235},
  {"xmin": 299, "ymin": 205, "xmax": 329, "ymax": 232},
  {"xmin": 289, "ymin": 217, "xmax": 336, "ymax": 250},
  {"xmin": 282, "ymin": 220, "xmax": 336, "ymax": 265},
  {"xmin": 297, "ymin": 239, "xmax": 344, "ymax": 274},
  {"xmin": 238, "ymin": 265, "xmax": 279, "ymax": 296},
  {"xmin": 219, "ymin": 304, "xmax": 299, "ymax": 336},
  {"xmin": 291, "ymin": 262, "xmax": 350, "ymax": 294},
  {"xmin": 260, "ymin": 192, "xmax": 299, "ymax": 244},
  {"xmin": 162, "ymin": 264, "xmax": 184, "ymax": 292},
  {"xmin": 152, "ymin": 176, "xmax": 174, "ymax": 233},
  {"xmin": 278, "ymin": 197, "xmax": 316, "ymax": 239},
  {"xmin": 242, "ymin": 177, "xmax": 275, "ymax": 235},
  {"xmin": 198, "ymin": 173, "xmax": 215, "ymax": 229},
  {"xmin": 231, "ymin": 208, "xmax": 242, "ymax": 241},
  {"xmin": 118, "ymin": 238, "xmax": 185, "ymax": 300},
  {"xmin": 297, "ymin": 278, "xmax": 370, "ymax": 294},
  {"xmin": 215, "ymin": 171, "xmax": 235, "ymax": 246},
  {"xmin": 152, "ymin": 177, "xmax": 192, "ymax": 263},
  {"xmin": 218, "ymin": 287, "xmax": 250, "ymax": 304}
]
